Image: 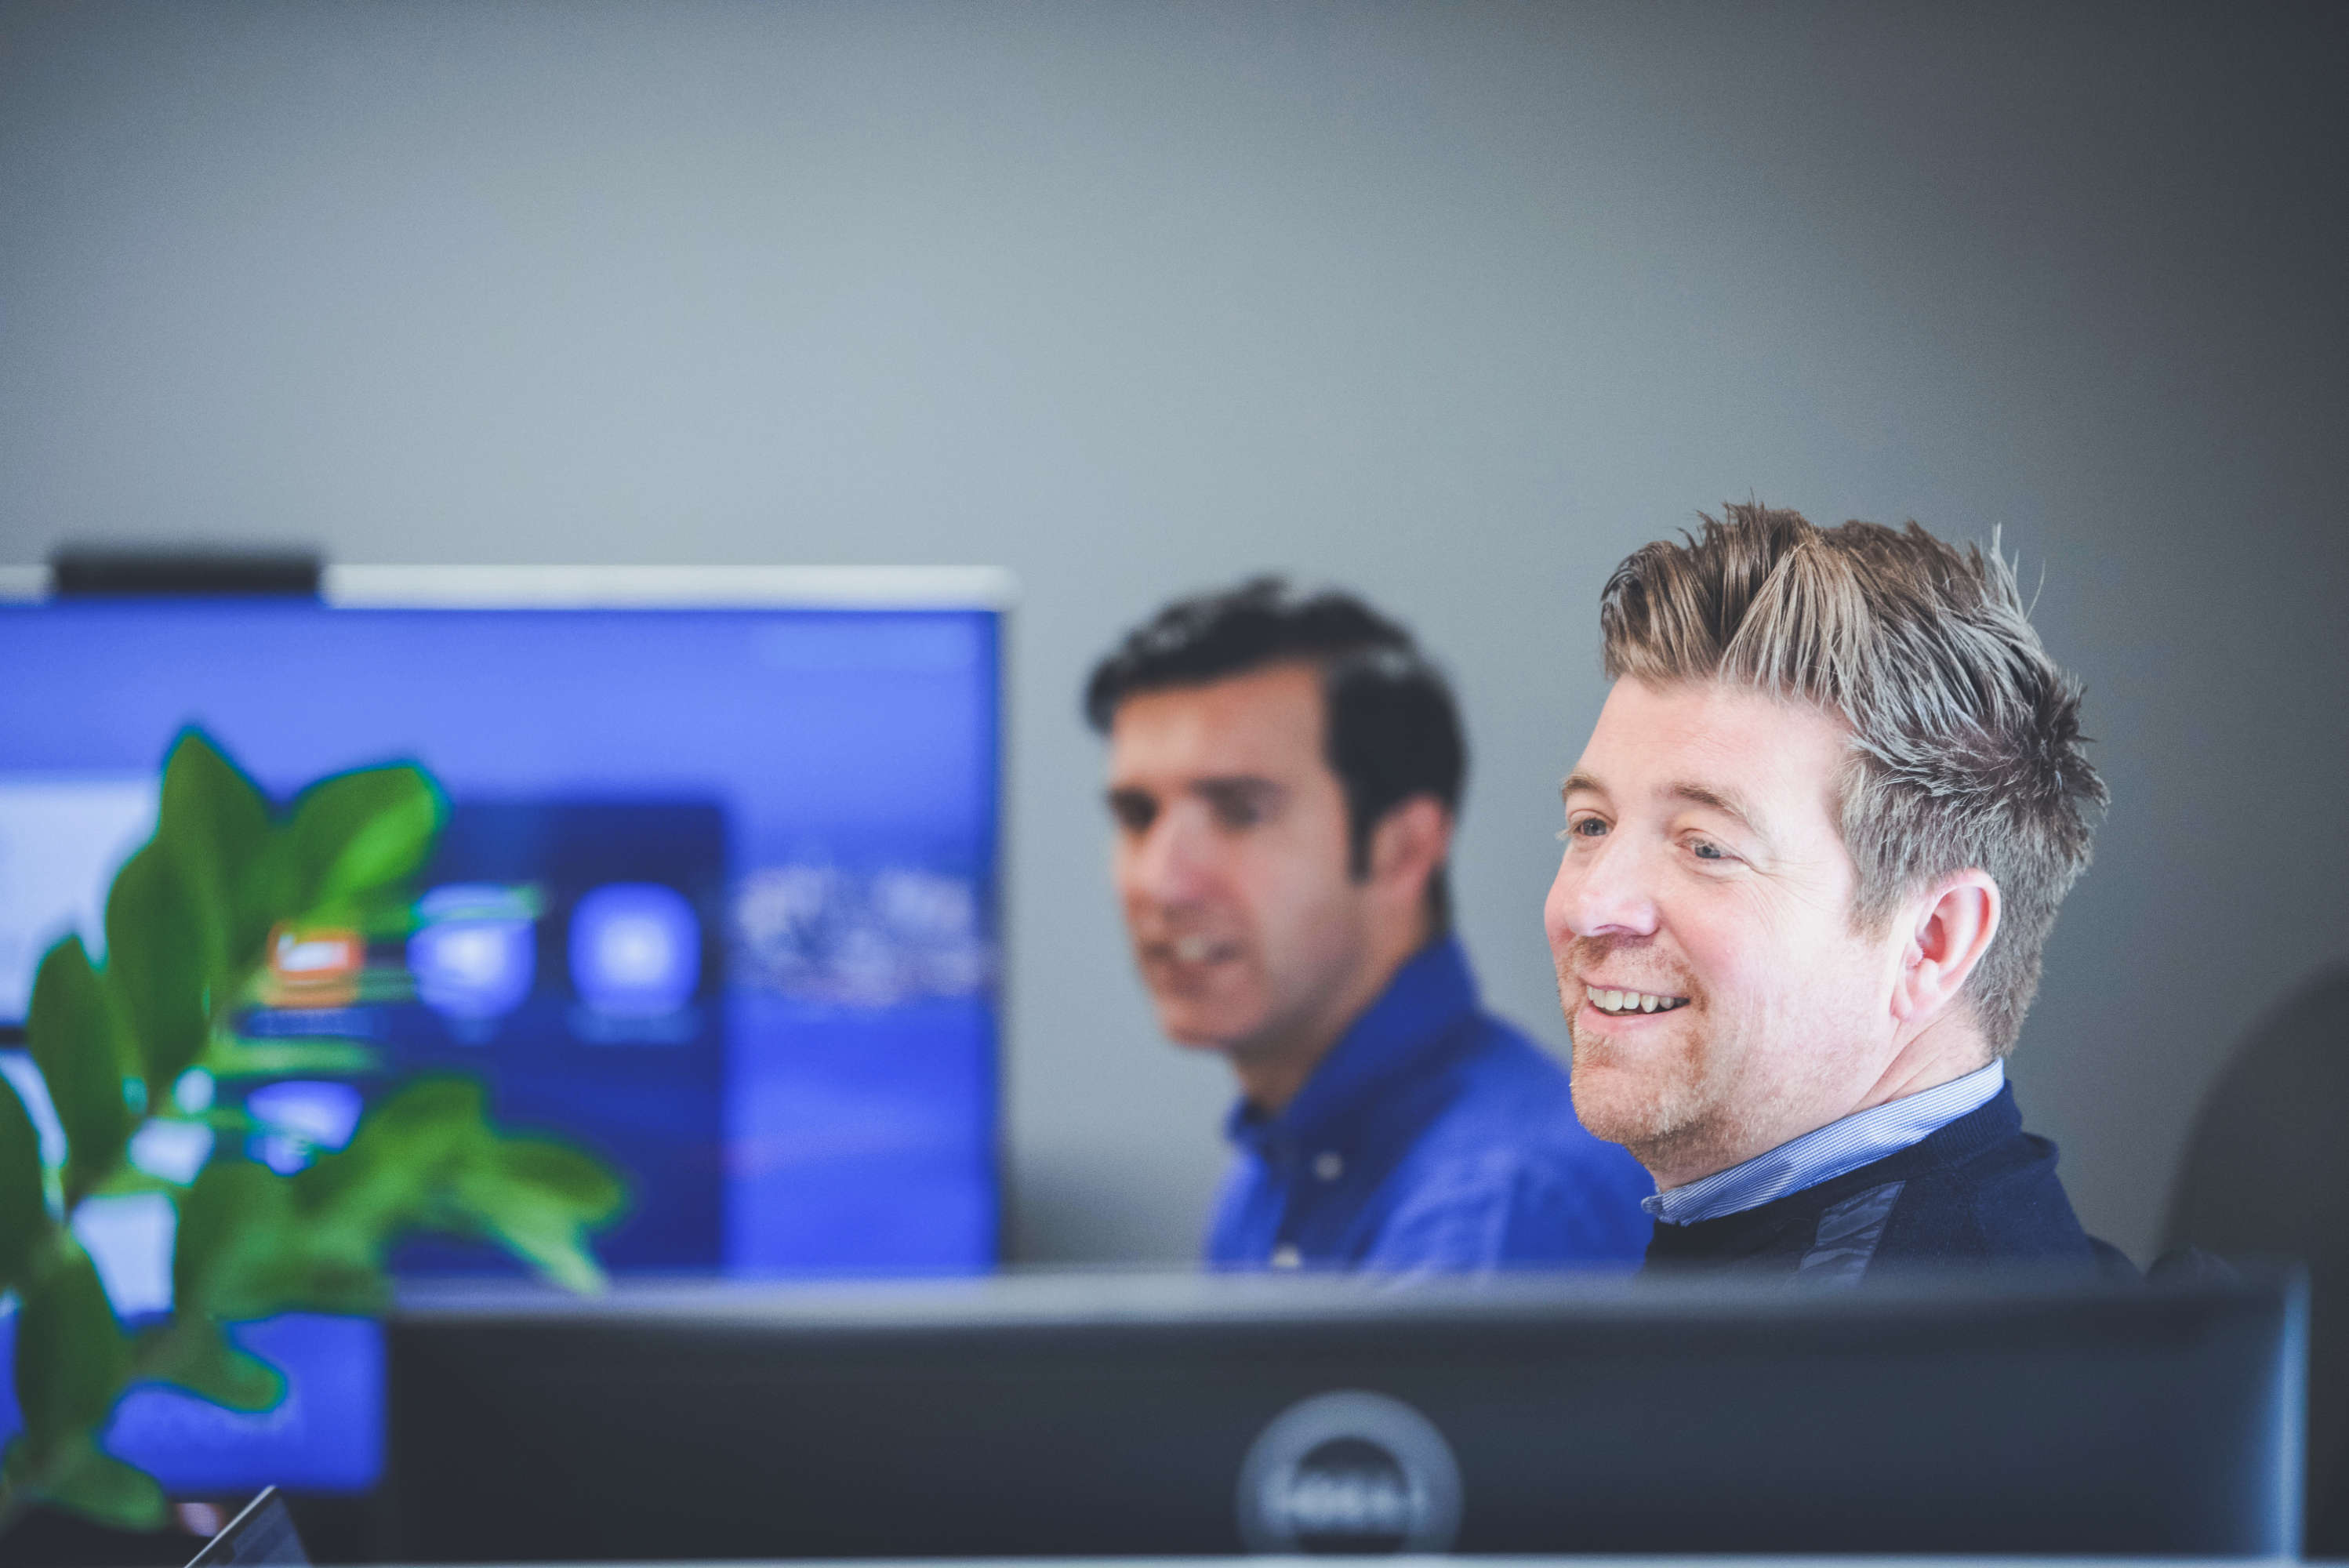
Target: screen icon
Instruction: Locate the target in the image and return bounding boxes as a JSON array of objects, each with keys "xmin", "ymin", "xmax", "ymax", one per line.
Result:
[
  {"xmin": 246, "ymin": 1079, "xmax": 364, "ymax": 1176},
  {"xmin": 408, "ymin": 884, "xmax": 539, "ymax": 1025},
  {"xmin": 266, "ymin": 927, "xmax": 364, "ymax": 1010},
  {"xmin": 570, "ymin": 884, "xmax": 699, "ymax": 1018}
]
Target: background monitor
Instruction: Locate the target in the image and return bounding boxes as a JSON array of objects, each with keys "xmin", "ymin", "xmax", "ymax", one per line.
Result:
[
  {"xmin": 384, "ymin": 1269, "xmax": 2307, "ymax": 1560},
  {"xmin": 0, "ymin": 565, "xmax": 1007, "ymax": 1497}
]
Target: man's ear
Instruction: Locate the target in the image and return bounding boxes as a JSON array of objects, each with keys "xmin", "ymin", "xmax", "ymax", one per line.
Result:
[
  {"xmin": 1368, "ymin": 797, "xmax": 1452, "ymax": 905},
  {"xmin": 1893, "ymin": 869, "xmax": 2002, "ymax": 1029}
]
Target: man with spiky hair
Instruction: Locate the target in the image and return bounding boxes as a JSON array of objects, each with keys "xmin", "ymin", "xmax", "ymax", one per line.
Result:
[{"xmin": 1545, "ymin": 504, "xmax": 2123, "ymax": 1277}]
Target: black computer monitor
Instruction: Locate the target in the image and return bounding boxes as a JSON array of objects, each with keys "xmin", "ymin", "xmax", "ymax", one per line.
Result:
[{"xmin": 385, "ymin": 1268, "xmax": 2306, "ymax": 1560}]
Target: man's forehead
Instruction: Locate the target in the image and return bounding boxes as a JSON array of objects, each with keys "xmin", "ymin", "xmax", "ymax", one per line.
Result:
[
  {"xmin": 1106, "ymin": 663, "xmax": 1327, "ymax": 777},
  {"xmin": 1567, "ymin": 677, "xmax": 1848, "ymax": 818}
]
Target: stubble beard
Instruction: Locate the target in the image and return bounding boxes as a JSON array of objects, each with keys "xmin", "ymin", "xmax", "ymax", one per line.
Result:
[
  {"xmin": 1559, "ymin": 942, "xmax": 1752, "ymax": 1179},
  {"xmin": 1570, "ymin": 1011, "xmax": 1721, "ymax": 1171}
]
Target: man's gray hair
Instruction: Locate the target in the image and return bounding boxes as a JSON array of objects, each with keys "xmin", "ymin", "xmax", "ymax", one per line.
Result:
[{"xmin": 1598, "ymin": 503, "xmax": 2108, "ymax": 1055}]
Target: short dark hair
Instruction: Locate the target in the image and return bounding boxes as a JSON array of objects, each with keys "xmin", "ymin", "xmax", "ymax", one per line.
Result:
[{"xmin": 1084, "ymin": 577, "xmax": 1466, "ymax": 931}]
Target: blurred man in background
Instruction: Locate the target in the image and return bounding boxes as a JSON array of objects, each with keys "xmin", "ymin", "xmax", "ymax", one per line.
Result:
[
  {"xmin": 1546, "ymin": 504, "xmax": 2122, "ymax": 1279},
  {"xmin": 1087, "ymin": 579, "xmax": 1650, "ymax": 1273}
]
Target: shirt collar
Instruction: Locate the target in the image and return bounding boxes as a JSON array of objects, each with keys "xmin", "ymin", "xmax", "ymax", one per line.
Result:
[
  {"xmin": 1646, "ymin": 1058, "xmax": 2007, "ymax": 1226},
  {"xmin": 1224, "ymin": 935, "xmax": 1480, "ymax": 1155}
]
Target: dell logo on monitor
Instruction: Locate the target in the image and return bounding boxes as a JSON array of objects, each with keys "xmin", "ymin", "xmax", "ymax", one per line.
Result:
[{"xmin": 1236, "ymin": 1390, "xmax": 1463, "ymax": 1554}]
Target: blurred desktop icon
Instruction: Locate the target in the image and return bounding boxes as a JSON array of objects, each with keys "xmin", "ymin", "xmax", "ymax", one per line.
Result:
[
  {"xmin": 264, "ymin": 926, "xmax": 363, "ymax": 1010},
  {"xmin": 569, "ymin": 881, "xmax": 699, "ymax": 1019},
  {"xmin": 732, "ymin": 862, "xmax": 991, "ymax": 1007},
  {"xmin": 408, "ymin": 883, "xmax": 539, "ymax": 1025},
  {"xmin": 129, "ymin": 1115, "xmax": 215, "ymax": 1184},
  {"xmin": 245, "ymin": 1080, "xmax": 364, "ymax": 1175}
]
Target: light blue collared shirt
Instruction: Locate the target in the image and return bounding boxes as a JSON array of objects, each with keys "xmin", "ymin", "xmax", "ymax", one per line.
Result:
[{"xmin": 1646, "ymin": 1060, "xmax": 2007, "ymax": 1226}]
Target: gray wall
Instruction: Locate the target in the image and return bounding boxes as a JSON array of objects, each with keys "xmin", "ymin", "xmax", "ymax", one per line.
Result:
[{"xmin": 3, "ymin": 2, "xmax": 2343, "ymax": 1265}]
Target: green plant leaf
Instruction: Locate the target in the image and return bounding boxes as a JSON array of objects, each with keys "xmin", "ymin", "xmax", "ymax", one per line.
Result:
[
  {"xmin": 292, "ymin": 1078, "xmax": 621, "ymax": 1293},
  {"xmin": 281, "ymin": 764, "xmax": 444, "ymax": 918},
  {"xmin": 153, "ymin": 730, "xmax": 275, "ymax": 971},
  {"xmin": 289, "ymin": 1079, "xmax": 485, "ymax": 1290},
  {"xmin": 174, "ymin": 1157, "xmax": 385, "ymax": 1322},
  {"xmin": 86, "ymin": 1167, "xmax": 183, "ymax": 1200},
  {"xmin": 453, "ymin": 1138, "xmax": 626, "ymax": 1292},
  {"xmin": 8, "ymin": 1434, "xmax": 168, "ymax": 1532},
  {"xmin": 25, "ymin": 939, "xmax": 140, "ymax": 1204},
  {"xmin": 16, "ymin": 1242, "xmax": 129, "ymax": 1450},
  {"xmin": 173, "ymin": 1158, "xmax": 281, "ymax": 1320},
  {"xmin": 296, "ymin": 1077, "xmax": 469, "ymax": 1220},
  {"xmin": 141, "ymin": 1323, "xmax": 286, "ymax": 1413},
  {"xmin": 0, "ymin": 1073, "xmax": 49, "ymax": 1294},
  {"xmin": 174, "ymin": 1094, "xmax": 620, "ymax": 1320},
  {"xmin": 102, "ymin": 843, "xmax": 218, "ymax": 1093},
  {"xmin": 346, "ymin": 887, "xmax": 429, "ymax": 940}
]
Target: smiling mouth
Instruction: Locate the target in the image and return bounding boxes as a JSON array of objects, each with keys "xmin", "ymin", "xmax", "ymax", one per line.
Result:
[
  {"xmin": 1585, "ymin": 986, "xmax": 1690, "ymax": 1017},
  {"xmin": 1157, "ymin": 935, "xmax": 1239, "ymax": 966}
]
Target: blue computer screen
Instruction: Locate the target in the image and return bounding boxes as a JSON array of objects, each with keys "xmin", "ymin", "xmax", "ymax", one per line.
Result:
[{"xmin": 0, "ymin": 591, "xmax": 1002, "ymax": 1491}]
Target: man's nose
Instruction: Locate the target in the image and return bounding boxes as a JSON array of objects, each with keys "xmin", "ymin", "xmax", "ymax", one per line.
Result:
[
  {"xmin": 1126, "ymin": 804, "xmax": 1216, "ymax": 906},
  {"xmin": 1546, "ymin": 833, "xmax": 1661, "ymax": 943}
]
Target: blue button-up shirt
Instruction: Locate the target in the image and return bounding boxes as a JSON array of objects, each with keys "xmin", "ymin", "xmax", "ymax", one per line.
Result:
[{"xmin": 1204, "ymin": 937, "xmax": 1654, "ymax": 1275}]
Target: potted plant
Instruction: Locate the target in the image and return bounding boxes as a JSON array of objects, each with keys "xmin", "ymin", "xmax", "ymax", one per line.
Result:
[{"xmin": 0, "ymin": 731, "xmax": 623, "ymax": 1534}]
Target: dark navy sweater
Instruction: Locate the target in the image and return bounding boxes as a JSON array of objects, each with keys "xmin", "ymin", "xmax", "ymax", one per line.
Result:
[{"xmin": 1643, "ymin": 1086, "xmax": 2128, "ymax": 1283}]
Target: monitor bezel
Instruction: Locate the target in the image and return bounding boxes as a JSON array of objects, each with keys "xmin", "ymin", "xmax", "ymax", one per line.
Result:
[{"xmin": 0, "ymin": 561, "xmax": 1017, "ymax": 609}]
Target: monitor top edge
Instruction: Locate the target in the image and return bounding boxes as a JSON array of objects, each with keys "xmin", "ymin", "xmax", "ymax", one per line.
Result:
[
  {"xmin": 0, "ymin": 564, "xmax": 1019, "ymax": 609},
  {"xmin": 388, "ymin": 1265, "xmax": 2293, "ymax": 1330},
  {"xmin": 325, "ymin": 564, "xmax": 1018, "ymax": 609}
]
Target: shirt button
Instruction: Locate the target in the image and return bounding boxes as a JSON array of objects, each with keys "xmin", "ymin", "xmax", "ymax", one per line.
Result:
[
  {"xmin": 1312, "ymin": 1151, "xmax": 1344, "ymax": 1182},
  {"xmin": 1270, "ymin": 1244, "xmax": 1303, "ymax": 1269}
]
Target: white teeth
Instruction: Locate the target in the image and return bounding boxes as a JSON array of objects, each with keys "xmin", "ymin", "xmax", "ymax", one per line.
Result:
[
  {"xmin": 1174, "ymin": 936, "xmax": 1216, "ymax": 964},
  {"xmin": 1591, "ymin": 987, "xmax": 1683, "ymax": 1016}
]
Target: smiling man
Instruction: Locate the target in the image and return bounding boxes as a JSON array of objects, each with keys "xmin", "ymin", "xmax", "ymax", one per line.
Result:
[
  {"xmin": 1547, "ymin": 504, "xmax": 2123, "ymax": 1279},
  {"xmin": 1088, "ymin": 579, "xmax": 1651, "ymax": 1274}
]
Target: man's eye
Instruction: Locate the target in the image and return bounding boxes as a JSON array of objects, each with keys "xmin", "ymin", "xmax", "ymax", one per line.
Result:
[
  {"xmin": 1559, "ymin": 816, "xmax": 1607, "ymax": 842},
  {"xmin": 1212, "ymin": 800, "xmax": 1262, "ymax": 829},
  {"xmin": 1690, "ymin": 838, "xmax": 1726, "ymax": 861},
  {"xmin": 1109, "ymin": 797, "xmax": 1156, "ymax": 833}
]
